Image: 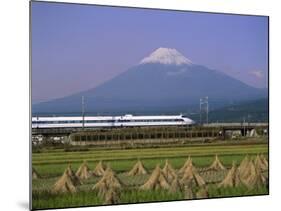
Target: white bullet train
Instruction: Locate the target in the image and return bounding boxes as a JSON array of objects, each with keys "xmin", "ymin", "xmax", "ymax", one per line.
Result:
[{"xmin": 32, "ymin": 114, "xmax": 195, "ymax": 128}]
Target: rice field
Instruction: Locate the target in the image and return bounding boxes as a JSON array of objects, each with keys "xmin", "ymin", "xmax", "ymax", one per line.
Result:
[{"xmin": 32, "ymin": 138, "xmax": 269, "ymax": 210}]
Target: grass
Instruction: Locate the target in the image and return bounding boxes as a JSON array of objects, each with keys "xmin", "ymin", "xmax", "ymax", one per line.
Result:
[
  {"xmin": 120, "ymin": 189, "xmax": 184, "ymax": 203},
  {"xmin": 32, "ymin": 184, "xmax": 269, "ymax": 210},
  {"xmin": 32, "ymin": 190, "xmax": 103, "ymax": 209},
  {"xmin": 32, "ymin": 189, "xmax": 184, "ymax": 209},
  {"xmin": 207, "ymin": 184, "xmax": 268, "ymax": 198}
]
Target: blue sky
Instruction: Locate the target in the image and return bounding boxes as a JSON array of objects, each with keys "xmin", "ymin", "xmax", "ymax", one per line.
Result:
[{"xmin": 32, "ymin": 1, "xmax": 268, "ymax": 103}]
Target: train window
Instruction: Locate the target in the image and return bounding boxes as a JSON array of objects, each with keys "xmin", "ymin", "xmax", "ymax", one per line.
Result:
[
  {"xmin": 118, "ymin": 120, "xmax": 130, "ymax": 122},
  {"xmin": 35, "ymin": 121, "xmax": 50, "ymax": 124}
]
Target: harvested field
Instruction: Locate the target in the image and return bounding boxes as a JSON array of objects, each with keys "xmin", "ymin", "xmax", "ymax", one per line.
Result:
[{"xmin": 32, "ymin": 138, "xmax": 268, "ymax": 209}]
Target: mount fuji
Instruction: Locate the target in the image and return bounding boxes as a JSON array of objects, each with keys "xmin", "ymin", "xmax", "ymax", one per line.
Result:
[{"xmin": 33, "ymin": 47, "xmax": 267, "ymax": 115}]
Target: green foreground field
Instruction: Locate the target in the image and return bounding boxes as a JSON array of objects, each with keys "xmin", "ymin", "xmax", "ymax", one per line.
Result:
[{"xmin": 32, "ymin": 138, "xmax": 269, "ymax": 210}]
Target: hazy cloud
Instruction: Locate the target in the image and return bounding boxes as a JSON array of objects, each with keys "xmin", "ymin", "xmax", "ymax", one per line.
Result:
[{"xmin": 250, "ymin": 70, "xmax": 264, "ymax": 79}]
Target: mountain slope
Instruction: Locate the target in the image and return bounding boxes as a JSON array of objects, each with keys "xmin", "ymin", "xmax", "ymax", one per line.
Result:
[
  {"xmin": 188, "ymin": 98, "xmax": 268, "ymax": 123},
  {"xmin": 33, "ymin": 48, "xmax": 267, "ymax": 115}
]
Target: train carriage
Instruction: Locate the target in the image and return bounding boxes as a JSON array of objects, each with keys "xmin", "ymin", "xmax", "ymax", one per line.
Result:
[{"xmin": 32, "ymin": 114, "xmax": 195, "ymax": 128}]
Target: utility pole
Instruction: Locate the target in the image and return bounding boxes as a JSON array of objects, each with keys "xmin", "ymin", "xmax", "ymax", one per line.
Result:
[
  {"xmin": 243, "ymin": 117, "xmax": 246, "ymax": 136},
  {"xmin": 199, "ymin": 98, "xmax": 202, "ymax": 125},
  {"xmin": 199, "ymin": 97, "xmax": 209, "ymax": 125},
  {"xmin": 206, "ymin": 96, "xmax": 209, "ymax": 124},
  {"xmin": 82, "ymin": 96, "xmax": 85, "ymax": 130}
]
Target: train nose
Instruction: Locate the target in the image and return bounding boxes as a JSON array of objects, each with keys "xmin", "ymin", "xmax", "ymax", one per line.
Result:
[
  {"xmin": 183, "ymin": 118, "xmax": 194, "ymax": 124},
  {"xmin": 185, "ymin": 118, "xmax": 195, "ymax": 124}
]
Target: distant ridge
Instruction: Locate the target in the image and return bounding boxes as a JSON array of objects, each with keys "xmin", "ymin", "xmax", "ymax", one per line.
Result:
[{"xmin": 189, "ymin": 98, "xmax": 269, "ymax": 123}]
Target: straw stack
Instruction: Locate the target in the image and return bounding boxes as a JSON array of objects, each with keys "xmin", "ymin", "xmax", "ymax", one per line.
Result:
[
  {"xmin": 242, "ymin": 164, "xmax": 266, "ymax": 188},
  {"xmin": 169, "ymin": 175, "xmax": 182, "ymax": 193},
  {"xmin": 254, "ymin": 154, "xmax": 268, "ymax": 172},
  {"xmin": 140, "ymin": 165, "xmax": 170, "ymax": 190},
  {"xmin": 103, "ymin": 188, "xmax": 120, "ymax": 205},
  {"xmin": 32, "ymin": 167, "xmax": 41, "ymax": 179},
  {"xmin": 178, "ymin": 157, "xmax": 192, "ymax": 174},
  {"xmin": 180, "ymin": 164, "xmax": 205, "ymax": 187},
  {"xmin": 92, "ymin": 167, "xmax": 123, "ymax": 198},
  {"xmin": 65, "ymin": 165, "xmax": 82, "ymax": 186},
  {"xmin": 52, "ymin": 167, "xmax": 79, "ymax": 194},
  {"xmin": 196, "ymin": 187, "xmax": 209, "ymax": 199},
  {"xmin": 239, "ymin": 159, "xmax": 256, "ymax": 182},
  {"xmin": 219, "ymin": 161, "xmax": 242, "ymax": 188},
  {"xmin": 207, "ymin": 155, "xmax": 226, "ymax": 171},
  {"xmin": 127, "ymin": 160, "xmax": 148, "ymax": 176},
  {"xmin": 93, "ymin": 161, "xmax": 107, "ymax": 176},
  {"xmin": 184, "ymin": 186, "xmax": 195, "ymax": 200},
  {"xmin": 162, "ymin": 160, "xmax": 177, "ymax": 182},
  {"xmin": 260, "ymin": 154, "xmax": 268, "ymax": 169},
  {"xmin": 76, "ymin": 161, "xmax": 92, "ymax": 180}
]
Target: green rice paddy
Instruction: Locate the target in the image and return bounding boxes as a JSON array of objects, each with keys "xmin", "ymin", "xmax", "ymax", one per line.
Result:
[{"xmin": 32, "ymin": 138, "xmax": 269, "ymax": 210}]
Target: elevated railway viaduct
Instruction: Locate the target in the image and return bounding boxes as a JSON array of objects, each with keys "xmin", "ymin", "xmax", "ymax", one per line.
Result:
[{"xmin": 32, "ymin": 123, "xmax": 268, "ymax": 145}]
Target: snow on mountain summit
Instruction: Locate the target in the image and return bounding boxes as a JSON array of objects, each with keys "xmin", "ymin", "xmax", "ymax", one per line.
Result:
[{"xmin": 140, "ymin": 47, "xmax": 192, "ymax": 65}]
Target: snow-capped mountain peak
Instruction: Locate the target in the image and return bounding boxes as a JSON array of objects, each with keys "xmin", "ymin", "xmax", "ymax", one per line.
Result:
[{"xmin": 140, "ymin": 47, "xmax": 192, "ymax": 65}]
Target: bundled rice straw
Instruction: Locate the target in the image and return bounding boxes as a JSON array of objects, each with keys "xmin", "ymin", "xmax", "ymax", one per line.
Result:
[
  {"xmin": 238, "ymin": 155, "xmax": 250, "ymax": 174},
  {"xmin": 92, "ymin": 167, "xmax": 123, "ymax": 197},
  {"xmin": 239, "ymin": 159, "xmax": 256, "ymax": 181},
  {"xmin": 32, "ymin": 167, "xmax": 41, "ymax": 179},
  {"xmin": 196, "ymin": 187, "xmax": 209, "ymax": 199},
  {"xmin": 93, "ymin": 161, "xmax": 107, "ymax": 176},
  {"xmin": 65, "ymin": 165, "xmax": 82, "ymax": 186},
  {"xmin": 103, "ymin": 188, "xmax": 120, "ymax": 205},
  {"xmin": 140, "ymin": 164, "xmax": 170, "ymax": 190},
  {"xmin": 260, "ymin": 154, "xmax": 268, "ymax": 169},
  {"xmin": 207, "ymin": 155, "xmax": 226, "ymax": 171},
  {"xmin": 162, "ymin": 160, "xmax": 177, "ymax": 182},
  {"xmin": 52, "ymin": 169, "xmax": 77, "ymax": 194},
  {"xmin": 127, "ymin": 160, "xmax": 147, "ymax": 176},
  {"xmin": 169, "ymin": 175, "xmax": 182, "ymax": 193},
  {"xmin": 241, "ymin": 159, "xmax": 266, "ymax": 188},
  {"xmin": 219, "ymin": 161, "xmax": 242, "ymax": 188},
  {"xmin": 178, "ymin": 156, "xmax": 192, "ymax": 174},
  {"xmin": 254, "ymin": 154, "xmax": 268, "ymax": 172},
  {"xmin": 184, "ymin": 186, "xmax": 195, "ymax": 200},
  {"xmin": 180, "ymin": 164, "xmax": 205, "ymax": 187},
  {"xmin": 76, "ymin": 161, "xmax": 92, "ymax": 180}
]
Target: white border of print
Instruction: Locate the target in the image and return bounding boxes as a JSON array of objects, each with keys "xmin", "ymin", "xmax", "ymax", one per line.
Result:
[{"xmin": 0, "ymin": 0, "xmax": 280, "ymax": 211}]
